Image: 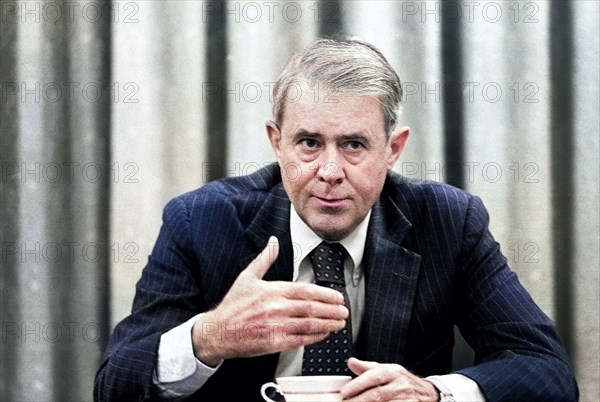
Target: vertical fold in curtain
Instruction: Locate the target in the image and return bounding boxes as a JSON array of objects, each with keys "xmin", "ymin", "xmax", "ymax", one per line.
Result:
[
  {"xmin": 205, "ymin": 1, "xmax": 228, "ymax": 182},
  {"xmin": 550, "ymin": 0, "xmax": 575, "ymax": 355},
  {"xmin": 441, "ymin": 0, "xmax": 464, "ymax": 189},
  {"xmin": 319, "ymin": 0, "xmax": 344, "ymax": 37},
  {"xmin": 0, "ymin": 2, "xmax": 21, "ymax": 399},
  {"xmin": 572, "ymin": 3, "xmax": 600, "ymax": 398},
  {"xmin": 0, "ymin": 0, "xmax": 111, "ymax": 399}
]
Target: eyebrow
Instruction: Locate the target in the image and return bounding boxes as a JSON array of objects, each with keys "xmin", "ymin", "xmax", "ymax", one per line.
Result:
[
  {"xmin": 292, "ymin": 129, "xmax": 372, "ymax": 145},
  {"xmin": 341, "ymin": 133, "xmax": 371, "ymax": 144}
]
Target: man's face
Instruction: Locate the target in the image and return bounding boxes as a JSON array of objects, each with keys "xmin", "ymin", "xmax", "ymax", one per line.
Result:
[{"xmin": 267, "ymin": 82, "xmax": 409, "ymax": 241}]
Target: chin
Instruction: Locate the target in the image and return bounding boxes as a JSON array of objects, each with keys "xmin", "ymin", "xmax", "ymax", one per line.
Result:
[
  {"xmin": 317, "ymin": 232, "xmax": 345, "ymax": 242},
  {"xmin": 310, "ymin": 220, "xmax": 353, "ymax": 242}
]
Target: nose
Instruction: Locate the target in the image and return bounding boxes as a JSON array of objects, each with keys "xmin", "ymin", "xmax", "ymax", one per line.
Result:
[{"xmin": 315, "ymin": 148, "xmax": 345, "ymax": 184}]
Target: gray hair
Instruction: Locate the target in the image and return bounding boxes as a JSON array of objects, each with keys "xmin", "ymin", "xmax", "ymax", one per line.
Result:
[{"xmin": 272, "ymin": 38, "xmax": 403, "ymax": 137}]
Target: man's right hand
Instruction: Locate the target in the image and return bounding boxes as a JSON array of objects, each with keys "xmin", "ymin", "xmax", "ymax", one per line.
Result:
[{"xmin": 191, "ymin": 236, "xmax": 348, "ymax": 367}]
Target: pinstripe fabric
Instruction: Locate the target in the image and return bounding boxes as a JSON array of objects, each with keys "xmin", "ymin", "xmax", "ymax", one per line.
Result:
[{"xmin": 94, "ymin": 163, "xmax": 577, "ymax": 402}]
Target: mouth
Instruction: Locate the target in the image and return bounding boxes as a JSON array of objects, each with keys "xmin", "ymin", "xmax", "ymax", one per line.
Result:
[{"xmin": 312, "ymin": 195, "xmax": 352, "ymax": 208}]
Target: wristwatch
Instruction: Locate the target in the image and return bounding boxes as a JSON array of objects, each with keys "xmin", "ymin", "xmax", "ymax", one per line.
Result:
[
  {"xmin": 437, "ymin": 389, "xmax": 456, "ymax": 402},
  {"xmin": 426, "ymin": 377, "xmax": 456, "ymax": 402}
]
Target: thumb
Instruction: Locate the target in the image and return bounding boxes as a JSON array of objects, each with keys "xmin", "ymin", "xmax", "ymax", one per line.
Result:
[
  {"xmin": 245, "ymin": 236, "xmax": 280, "ymax": 279},
  {"xmin": 347, "ymin": 357, "xmax": 379, "ymax": 376}
]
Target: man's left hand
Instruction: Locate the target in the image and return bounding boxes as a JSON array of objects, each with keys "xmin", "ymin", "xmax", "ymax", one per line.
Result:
[{"xmin": 341, "ymin": 357, "xmax": 439, "ymax": 402}]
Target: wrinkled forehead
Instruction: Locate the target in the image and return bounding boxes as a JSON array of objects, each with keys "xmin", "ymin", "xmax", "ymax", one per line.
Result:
[
  {"xmin": 279, "ymin": 85, "xmax": 387, "ymax": 141},
  {"xmin": 279, "ymin": 79, "xmax": 387, "ymax": 128}
]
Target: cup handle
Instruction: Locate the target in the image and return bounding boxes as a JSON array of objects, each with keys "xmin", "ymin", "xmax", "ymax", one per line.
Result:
[{"xmin": 260, "ymin": 382, "xmax": 282, "ymax": 402}]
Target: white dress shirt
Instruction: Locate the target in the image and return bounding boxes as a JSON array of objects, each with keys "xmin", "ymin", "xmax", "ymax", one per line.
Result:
[{"xmin": 152, "ymin": 206, "xmax": 485, "ymax": 401}]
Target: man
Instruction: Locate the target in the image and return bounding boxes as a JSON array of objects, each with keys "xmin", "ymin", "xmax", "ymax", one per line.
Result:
[{"xmin": 95, "ymin": 39, "xmax": 578, "ymax": 401}]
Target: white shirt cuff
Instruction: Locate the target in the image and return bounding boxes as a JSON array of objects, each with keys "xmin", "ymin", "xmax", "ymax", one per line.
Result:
[
  {"xmin": 427, "ymin": 373, "xmax": 486, "ymax": 401},
  {"xmin": 153, "ymin": 314, "xmax": 222, "ymax": 398}
]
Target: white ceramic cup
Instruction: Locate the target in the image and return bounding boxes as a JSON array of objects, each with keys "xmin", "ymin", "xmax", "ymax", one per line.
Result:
[{"xmin": 260, "ymin": 376, "xmax": 351, "ymax": 402}]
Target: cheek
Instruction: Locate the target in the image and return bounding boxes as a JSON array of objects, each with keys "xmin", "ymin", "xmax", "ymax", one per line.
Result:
[
  {"xmin": 280, "ymin": 163, "xmax": 313, "ymax": 197},
  {"xmin": 352, "ymin": 165, "xmax": 387, "ymax": 202}
]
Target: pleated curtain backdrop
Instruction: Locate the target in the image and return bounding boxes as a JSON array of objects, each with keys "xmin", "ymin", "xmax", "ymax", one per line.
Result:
[{"xmin": 1, "ymin": 1, "xmax": 598, "ymax": 400}]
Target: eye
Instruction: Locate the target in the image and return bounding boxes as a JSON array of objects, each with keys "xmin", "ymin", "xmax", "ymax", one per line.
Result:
[
  {"xmin": 343, "ymin": 141, "xmax": 364, "ymax": 150},
  {"xmin": 300, "ymin": 138, "xmax": 319, "ymax": 148}
]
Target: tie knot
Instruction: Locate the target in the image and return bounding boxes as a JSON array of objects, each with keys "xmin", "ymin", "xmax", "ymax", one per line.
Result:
[{"xmin": 309, "ymin": 242, "xmax": 347, "ymax": 287}]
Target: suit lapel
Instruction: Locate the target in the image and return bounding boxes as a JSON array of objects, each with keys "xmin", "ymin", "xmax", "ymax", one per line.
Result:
[
  {"xmin": 241, "ymin": 183, "xmax": 294, "ymax": 283},
  {"xmin": 358, "ymin": 184, "xmax": 422, "ymax": 365}
]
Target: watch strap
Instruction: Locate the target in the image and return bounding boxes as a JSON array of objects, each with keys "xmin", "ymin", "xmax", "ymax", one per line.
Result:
[{"xmin": 426, "ymin": 376, "xmax": 456, "ymax": 402}]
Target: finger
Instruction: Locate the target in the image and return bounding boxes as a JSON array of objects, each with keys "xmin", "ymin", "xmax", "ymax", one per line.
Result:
[
  {"xmin": 343, "ymin": 379, "xmax": 411, "ymax": 402},
  {"xmin": 276, "ymin": 331, "xmax": 333, "ymax": 350},
  {"xmin": 282, "ymin": 282, "xmax": 345, "ymax": 305},
  {"xmin": 342, "ymin": 362, "xmax": 407, "ymax": 400},
  {"xmin": 343, "ymin": 386, "xmax": 391, "ymax": 402},
  {"xmin": 283, "ymin": 317, "xmax": 347, "ymax": 335},
  {"xmin": 245, "ymin": 236, "xmax": 280, "ymax": 279},
  {"xmin": 347, "ymin": 357, "xmax": 379, "ymax": 376},
  {"xmin": 342, "ymin": 360, "xmax": 393, "ymax": 399},
  {"xmin": 279, "ymin": 299, "xmax": 348, "ymax": 320}
]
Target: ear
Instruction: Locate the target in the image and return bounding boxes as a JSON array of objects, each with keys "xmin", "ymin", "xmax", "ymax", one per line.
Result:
[
  {"xmin": 266, "ymin": 120, "xmax": 283, "ymax": 162},
  {"xmin": 386, "ymin": 126, "xmax": 410, "ymax": 169}
]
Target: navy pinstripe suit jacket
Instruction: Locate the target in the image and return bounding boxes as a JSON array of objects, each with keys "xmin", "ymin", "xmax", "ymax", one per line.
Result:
[{"xmin": 95, "ymin": 163, "xmax": 578, "ymax": 401}]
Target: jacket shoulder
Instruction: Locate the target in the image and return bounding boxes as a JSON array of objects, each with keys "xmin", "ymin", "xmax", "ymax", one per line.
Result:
[
  {"xmin": 180, "ymin": 163, "xmax": 281, "ymax": 200},
  {"xmin": 384, "ymin": 170, "xmax": 474, "ymax": 216},
  {"xmin": 160, "ymin": 163, "xmax": 284, "ymax": 232}
]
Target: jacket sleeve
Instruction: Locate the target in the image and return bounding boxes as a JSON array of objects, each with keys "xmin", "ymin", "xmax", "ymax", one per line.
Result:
[
  {"xmin": 454, "ymin": 195, "xmax": 578, "ymax": 402},
  {"xmin": 94, "ymin": 197, "xmax": 203, "ymax": 401}
]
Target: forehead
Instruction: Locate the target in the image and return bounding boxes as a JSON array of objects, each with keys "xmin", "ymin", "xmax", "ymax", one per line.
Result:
[{"xmin": 280, "ymin": 82, "xmax": 386, "ymax": 137}]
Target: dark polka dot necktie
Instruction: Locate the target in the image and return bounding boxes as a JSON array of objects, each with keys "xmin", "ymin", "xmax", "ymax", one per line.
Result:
[{"xmin": 301, "ymin": 242, "xmax": 353, "ymax": 376}]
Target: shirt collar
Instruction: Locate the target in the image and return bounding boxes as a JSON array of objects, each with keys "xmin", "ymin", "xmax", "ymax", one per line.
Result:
[{"xmin": 289, "ymin": 205, "xmax": 371, "ymax": 285}]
